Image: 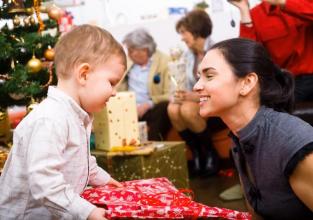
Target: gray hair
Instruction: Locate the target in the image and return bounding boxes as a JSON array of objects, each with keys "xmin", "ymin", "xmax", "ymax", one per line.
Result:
[{"xmin": 123, "ymin": 28, "xmax": 157, "ymax": 57}]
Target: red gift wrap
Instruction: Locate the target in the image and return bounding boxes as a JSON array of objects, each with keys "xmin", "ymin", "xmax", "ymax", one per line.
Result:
[{"xmin": 81, "ymin": 177, "xmax": 251, "ymax": 219}]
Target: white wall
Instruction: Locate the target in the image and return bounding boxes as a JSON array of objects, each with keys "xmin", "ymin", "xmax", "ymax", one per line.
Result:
[{"xmin": 64, "ymin": 0, "xmax": 261, "ymax": 54}]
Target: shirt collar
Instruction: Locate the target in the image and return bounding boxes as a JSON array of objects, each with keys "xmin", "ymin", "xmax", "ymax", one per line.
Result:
[
  {"xmin": 229, "ymin": 106, "xmax": 270, "ymax": 153},
  {"xmin": 133, "ymin": 58, "xmax": 152, "ymax": 71},
  {"xmin": 47, "ymin": 86, "xmax": 93, "ymax": 126}
]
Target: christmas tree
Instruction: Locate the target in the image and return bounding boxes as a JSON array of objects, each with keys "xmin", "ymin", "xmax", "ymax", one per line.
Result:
[{"xmin": 0, "ymin": 0, "xmax": 62, "ymax": 110}]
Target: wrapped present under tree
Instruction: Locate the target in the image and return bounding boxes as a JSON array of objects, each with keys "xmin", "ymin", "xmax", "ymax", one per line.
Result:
[
  {"xmin": 92, "ymin": 141, "xmax": 189, "ymax": 189},
  {"xmin": 81, "ymin": 177, "xmax": 251, "ymax": 219}
]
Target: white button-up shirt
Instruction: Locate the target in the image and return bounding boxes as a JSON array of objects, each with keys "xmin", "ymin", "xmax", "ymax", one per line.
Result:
[{"xmin": 0, "ymin": 87, "xmax": 111, "ymax": 220}]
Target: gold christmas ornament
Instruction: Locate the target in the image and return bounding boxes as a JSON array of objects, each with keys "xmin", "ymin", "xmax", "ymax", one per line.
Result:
[
  {"xmin": 13, "ymin": 15, "xmax": 21, "ymax": 26},
  {"xmin": 0, "ymin": 111, "xmax": 6, "ymax": 121},
  {"xmin": 48, "ymin": 4, "xmax": 61, "ymax": 20},
  {"xmin": 27, "ymin": 98, "xmax": 39, "ymax": 114},
  {"xmin": 8, "ymin": 0, "xmax": 26, "ymax": 13},
  {"xmin": 0, "ymin": 109, "xmax": 11, "ymax": 144},
  {"xmin": 25, "ymin": 7, "xmax": 33, "ymax": 14},
  {"xmin": 36, "ymin": 43, "xmax": 42, "ymax": 49},
  {"xmin": 44, "ymin": 46, "xmax": 55, "ymax": 61},
  {"xmin": 27, "ymin": 102, "xmax": 39, "ymax": 113},
  {"xmin": 23, "ymin": 16, "xmax": 30, "ymax": 26},
  {"xmin": 40, "ymin": 5, "xmax": 48, "ymax": 13},
  {"xmin": 27, "ymin": 55, "xmax": 42, "ymax": 73},
  {"xmin": 29, "ymin": 16, "xmax": 36, "ymax": 25},
  {"xmin": 11, "ymin": 59, "xmax": 15, "ymax": 69}
]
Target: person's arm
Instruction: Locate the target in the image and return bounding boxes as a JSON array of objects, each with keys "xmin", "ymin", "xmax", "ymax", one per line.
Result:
[
  {"xmin": 27, "ymin": 118, "xmax": 96, "ymax": 219},
  {"xmin": 88, "ymin": 155, "xmax": 111, "ymax": 186},
  {"xmin": 228, "ymin": 0, "xmax": 252, "ymax": 23},
  {"xmin": 289, "ymin": 152, "xmax": 313, "ymax": 210},
  {"xmin": 228, "ymin": 0, "xmax": 257, "ymax": 39},
  {"xmin": 268, "ymin": 0, "xmax": 313, "ymax": 22}
]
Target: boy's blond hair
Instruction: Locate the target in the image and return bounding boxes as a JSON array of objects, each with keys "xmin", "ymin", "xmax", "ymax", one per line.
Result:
[{"xmin": 54, "ymin": 24, "xmax": 126, "ymax": 79}]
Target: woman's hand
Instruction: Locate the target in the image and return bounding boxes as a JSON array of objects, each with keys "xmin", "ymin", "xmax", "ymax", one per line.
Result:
[
  {"xmin": 183, "ymin": 91, "xmax": 200, "ymax": 102},
  {"xmin": 228, "ymin": 0, "xmax": 252, "ymax": 23},
  {"xmin": 173, "ymin": 90, "xmax": 200, "ymax": 103},
  {"xmin": 173, "ymin": 90, "xmax": 186, "ymax": 104}
]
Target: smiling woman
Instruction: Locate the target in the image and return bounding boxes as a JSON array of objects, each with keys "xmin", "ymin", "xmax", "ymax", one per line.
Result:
[{"xmin": 194, "ymin": 38, "xmax": 313, "ymax": 220}]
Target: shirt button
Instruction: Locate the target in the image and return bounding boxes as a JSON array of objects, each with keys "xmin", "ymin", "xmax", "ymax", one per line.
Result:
[
  {"xmin": 243, "ymin": 144, "xmax": 254, "ymax": 153},
  {"xmin": 233, "ymin": 146, "xmax": 239, "ymax": 153}
]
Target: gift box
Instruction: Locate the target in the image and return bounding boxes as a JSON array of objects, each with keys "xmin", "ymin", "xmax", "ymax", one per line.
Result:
[
  {"xmin": 92, "ymin": 141, "xmax": 189, "ymax": 189},
  {"xmin": 93, "ymin": 92, "xmax": 140, "ymax": 151},
  {"xmin": 81, "ymin": 177, "xmax": 251, "ymax": 220}
]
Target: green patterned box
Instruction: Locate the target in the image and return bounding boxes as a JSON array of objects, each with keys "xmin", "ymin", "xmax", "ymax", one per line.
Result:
[{"xmin": 91, "ymin": 141, "xmax": 189, "ymax": 189}]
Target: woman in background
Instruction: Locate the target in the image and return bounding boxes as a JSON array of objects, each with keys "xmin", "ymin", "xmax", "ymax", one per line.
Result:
[{"xmin": 167, "ymin": 9, "xmax": 226, "ymax": 177}]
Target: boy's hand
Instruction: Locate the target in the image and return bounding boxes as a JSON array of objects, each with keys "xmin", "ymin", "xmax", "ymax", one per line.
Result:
[
  {"xmin": 87, "ymin": 207, "xmax": 107, "ymax": 220},
  {"xmin": 107, "ymin": 177, "xmax": 123, "ymax": 187}
]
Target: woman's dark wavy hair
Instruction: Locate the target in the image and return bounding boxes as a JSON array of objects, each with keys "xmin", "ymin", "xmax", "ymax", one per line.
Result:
[
  {"xmin": 176, "ymin": 9, "xmax": 212, "ymax": 38},
  {"xmin": 211, "ymin": 38, "xmax": 295, "ymax": 113}
]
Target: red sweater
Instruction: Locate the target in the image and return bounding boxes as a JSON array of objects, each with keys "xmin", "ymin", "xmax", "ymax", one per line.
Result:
[{"xmin": 240, "ymin": 0, "xmax": 313, "ymax": 76}]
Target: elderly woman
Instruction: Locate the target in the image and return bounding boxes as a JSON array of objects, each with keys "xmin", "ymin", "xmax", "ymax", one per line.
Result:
[
  {"xmin": 118, "ymin": 28, "xmax": 171, "ymax": 141},
  {"xmin": 167, "ymin": 9, "xmax": 226, "ymax": 177}
]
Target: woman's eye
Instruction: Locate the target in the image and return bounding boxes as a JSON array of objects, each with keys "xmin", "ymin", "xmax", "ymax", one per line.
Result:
[{"xmin": 205, "ymin": 75, "xmax": 213, "ymax": 79}]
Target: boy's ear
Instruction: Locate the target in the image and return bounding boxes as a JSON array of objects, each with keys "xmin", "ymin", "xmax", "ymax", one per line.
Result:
[
  {"xmin": 77, "ymin": 63, "xmax": 91, "ymax": 85},
  {"xmin": 240, "ymin": 72, "xmax": 258, "ymax": 96}
]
